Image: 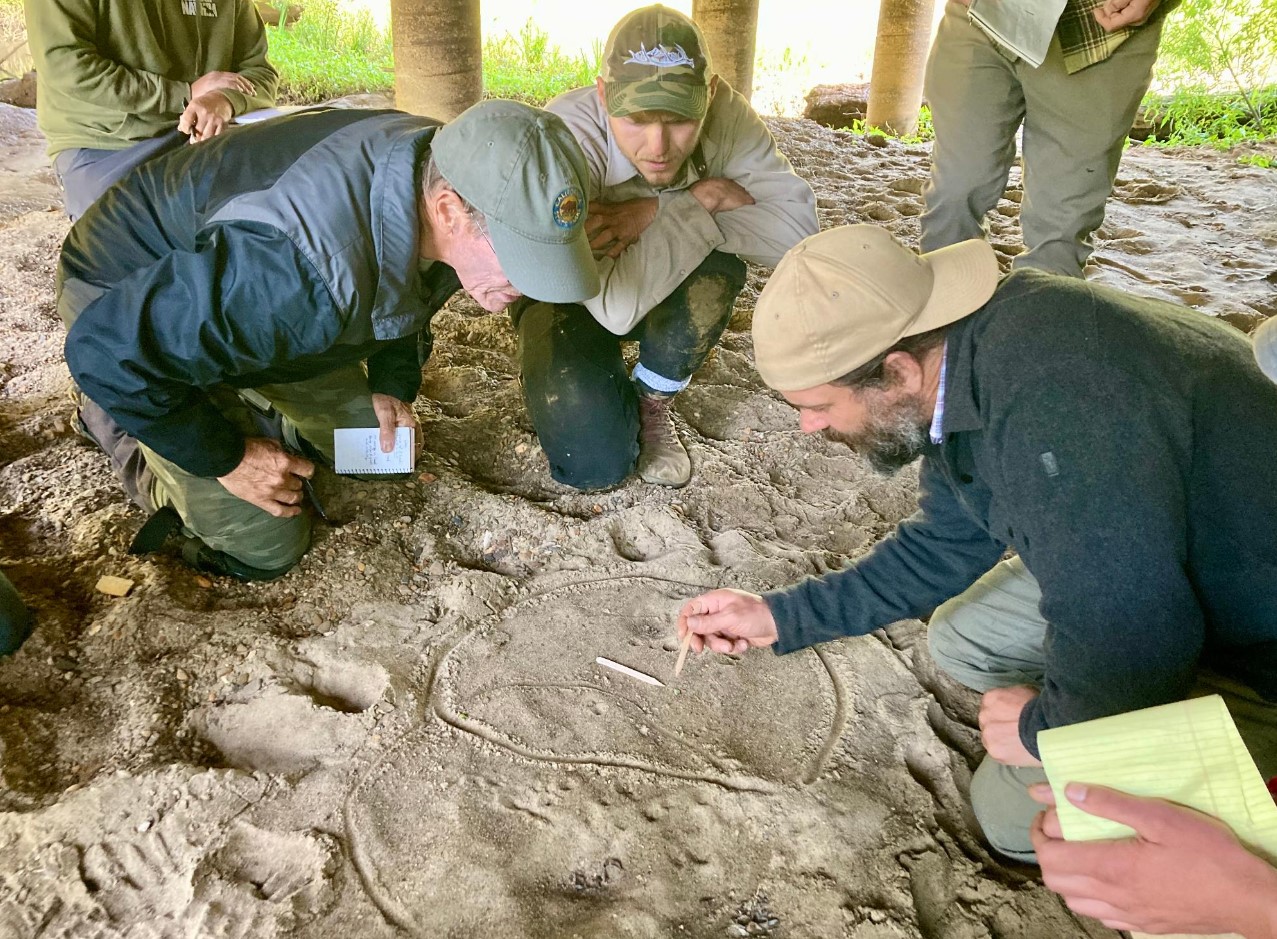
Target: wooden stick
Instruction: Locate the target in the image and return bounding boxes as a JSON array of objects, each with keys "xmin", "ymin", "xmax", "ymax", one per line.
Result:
[
  {"xmin": 595, "ymin": 656, "xmax": 665, "ymax": 687},
  {"xmin": 673, "ymin": 632, "xmax": 694, "ymax": 677}
]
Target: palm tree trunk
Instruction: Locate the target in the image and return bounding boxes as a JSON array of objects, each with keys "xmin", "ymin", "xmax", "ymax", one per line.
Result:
[
  {"xmin": 692, "ymin": 0, "xmax": 760, "ymax": 99},
  {"xmin": 866, "ymin": 0, "xmax": 936, "ymax": 135},
  {"xmin": 390, "ymin": 0, "xmax": 482, "ymax": 121}
]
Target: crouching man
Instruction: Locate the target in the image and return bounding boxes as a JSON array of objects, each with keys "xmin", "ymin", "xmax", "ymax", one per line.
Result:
[
  {"xmin": 679, "ymin": 225, "xmax": 1277, "ymax": 861},
  {"xmin": 61, "ymin": 100, "xmax": 597, "ymax": 580},
  {"xmin": 513, "ymin": 4, "xmax": 817, "ymax": 489}
]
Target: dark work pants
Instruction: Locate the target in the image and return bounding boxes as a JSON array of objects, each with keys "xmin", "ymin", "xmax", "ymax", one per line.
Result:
[{"xmin": 513, "ymin": 251, "xmax": 746, "ymax": 490}]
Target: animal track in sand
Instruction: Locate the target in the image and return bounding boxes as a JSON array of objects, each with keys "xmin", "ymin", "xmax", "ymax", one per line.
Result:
[{"xmin": 191, "ymin": 649, "xmax": 387, "ymax": 775}]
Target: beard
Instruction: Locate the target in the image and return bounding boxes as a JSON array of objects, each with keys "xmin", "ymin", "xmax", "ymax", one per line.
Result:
[{"xmin": 824, "ymin": 390, "xmax": 931, "ymax": 475}]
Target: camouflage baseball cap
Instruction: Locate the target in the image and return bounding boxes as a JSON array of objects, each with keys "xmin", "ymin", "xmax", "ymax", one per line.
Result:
[{"xmin": 602, "ymin": 5, "xmax": 713, "ymax": 121}]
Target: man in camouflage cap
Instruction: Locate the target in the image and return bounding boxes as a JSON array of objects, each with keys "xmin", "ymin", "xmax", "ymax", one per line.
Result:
[{"xmin": 512, "ymin": 4, "xmax": 818, "ymax": 490}]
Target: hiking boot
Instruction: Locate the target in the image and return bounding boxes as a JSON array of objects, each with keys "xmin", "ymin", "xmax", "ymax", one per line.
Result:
[{"xmin": 637, "ymin": 391, "xmax": 691, "ymax": 487}]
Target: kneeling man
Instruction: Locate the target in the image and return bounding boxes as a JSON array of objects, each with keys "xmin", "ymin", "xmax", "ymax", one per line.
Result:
[
  {"xmin": 514, "ymin": 4, "xmax": 817, "ymax": 489},
  {"xmin": 62, "ymin": 100, "xmax": 597, "ymax": 579},
  {"xmin": 680, "ymin": 225, "xmax": 1277, "ymax": 860}
]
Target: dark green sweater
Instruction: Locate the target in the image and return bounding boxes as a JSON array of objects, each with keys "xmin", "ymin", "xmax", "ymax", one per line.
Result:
[
  {"xmin": 765, "ymin": 271, "xmax": 1277, "ymax": 756},
  {"xmin": 26, "ymin": 0, "xmax": 278, "ymax": 156}
]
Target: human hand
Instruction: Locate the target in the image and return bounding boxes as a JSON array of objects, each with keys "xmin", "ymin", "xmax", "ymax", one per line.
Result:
[
  {"xmin": 216, "ymin": 437, "xmax": 314, "ymax": 517},
  {"xmin": 1093, "ymin": 0, "xmax": 1160, "ymax": 31},
  {"xmin": 978, "ymin": 685, "xmax": 1043, "ymax": 767},
  {"xmin": 1029, "ymin": 783, "xmax": 1277, "ymax": 936},
  {"xmin": 179, "ymin": 92, "xmax": 234, "ymax": 142},
  {"xmin": 677, "ymin": 589, "xmax": 779, "ymax": 655},
  {"xmin": 688, "ymin": 177, "xmax": 756, "ymax": 216},
  {"xmin": 371, "ymin": 393, "xmax": 421, "ymax": 458},
  {"xmin": 191, "ymin": 70, "xmax": 255, "ymax": 99},
  {"xmin": 585, "ymin": 198, "xmax": 658, "ymax": 258}
]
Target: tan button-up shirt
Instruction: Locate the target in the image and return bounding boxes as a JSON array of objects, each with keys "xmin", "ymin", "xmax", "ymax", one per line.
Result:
[{"xmin": 547, "ymin": 82, "xmax": 819, "ymax": 335}]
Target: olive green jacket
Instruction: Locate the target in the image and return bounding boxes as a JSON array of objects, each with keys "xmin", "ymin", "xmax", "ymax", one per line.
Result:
[{"xmin": 25, "ymin": 0, "xmax": 278, "ymax": 156}]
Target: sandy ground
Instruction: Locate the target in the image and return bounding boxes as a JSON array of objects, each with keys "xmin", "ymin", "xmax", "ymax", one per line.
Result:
[{"xmin": 0, "ymin": 98, "xmax": 1274, "ymax": 939}]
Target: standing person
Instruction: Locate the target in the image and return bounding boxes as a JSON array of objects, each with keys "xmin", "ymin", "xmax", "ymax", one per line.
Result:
[
  {"xmin": 920, "ymin": 0, "xmax": 1172, "ymax": 276},
  {"xmin": 678, "ymin": 225, "xmax": 1277, "ymax": 861},
  {"xmin": 25, "ymin": 0, "xmax": 280, "ymax": 219},
  {"xmin": 514, "ymin": 4, "xmax": 818, "ymax": 490},
  {"xmin": 61, "ymin": 100, "xmax": 598, "ymax": 581}
]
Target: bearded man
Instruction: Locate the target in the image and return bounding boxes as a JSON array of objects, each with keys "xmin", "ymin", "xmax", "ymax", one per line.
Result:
[{"xmin": 678, "ymin": 225, "xmax": 1277, "ymax": 862}]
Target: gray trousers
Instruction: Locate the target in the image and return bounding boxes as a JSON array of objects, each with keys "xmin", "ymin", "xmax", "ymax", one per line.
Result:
[
  {"xmin": 920, "ymin": 0, "xmax": 1163, "ymax": 277},
  {"xmin": 929, "ymin": 557, "xmax": 1277, "ymax": 862},
  {"xmin": 53, "ymin": 131, "xmax": 187, "ymax": 221}
]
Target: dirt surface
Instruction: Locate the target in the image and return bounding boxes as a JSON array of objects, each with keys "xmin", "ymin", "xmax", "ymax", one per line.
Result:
[{"xmin": 0, "ymin": 100, "xmax": 1274, "ymax": 938}]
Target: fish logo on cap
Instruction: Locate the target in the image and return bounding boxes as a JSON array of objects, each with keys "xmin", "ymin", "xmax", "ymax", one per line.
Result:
[{"xmin": 553, "ymin": 186, "xmax": 584, "ymax": 229}]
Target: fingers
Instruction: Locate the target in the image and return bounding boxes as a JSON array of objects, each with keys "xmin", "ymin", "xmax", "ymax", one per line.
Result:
[{"xmin": 1028, "ymin": 782, "xmax": 1057, "ymax": 807}]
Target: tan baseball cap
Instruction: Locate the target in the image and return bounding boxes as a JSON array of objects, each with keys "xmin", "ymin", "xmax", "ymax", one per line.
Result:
[
  {"xmin": 752, "ymin": 225, "xmax": 1000, "ymax": 392},
  {"xmin": 1255, "ymin": 316, "xmax": 1277, "ymax": 383}
]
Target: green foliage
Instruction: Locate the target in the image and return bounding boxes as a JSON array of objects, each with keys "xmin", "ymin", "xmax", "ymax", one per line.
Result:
[
  {"xmin": 0, "ymin": 0, "xmax": 30, "ymax": 79},
  {"xmin": 482, "ymin": 20, "xmax": 601, "ymax": 105},
  {"xmin": 1237, "ymin": 152, "xmax": 1275, "ymax": 167},
  {"xmin": 839, "ymin": 106, "xmax": 936, "ymax": 144},
  {"xmin": 1145, "ymin": 0, "xmax": 1277, "ymax": 145},
  {"xmin": 264, "ymin": 0, "xmax": 392, "ymax": 103}
]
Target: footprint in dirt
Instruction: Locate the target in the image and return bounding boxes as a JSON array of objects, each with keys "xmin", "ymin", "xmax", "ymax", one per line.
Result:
[{"xmin": 191, "ymin": 645, "xmax": 388, "ymax": 775}]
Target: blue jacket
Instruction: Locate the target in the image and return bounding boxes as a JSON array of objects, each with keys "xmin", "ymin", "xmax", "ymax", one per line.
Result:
[
  {"xmin": 765, "ymin": 271, "xmax": 1277, "ymax": 756},
  {"xmin": 59, "ymin": 107, "xmax": 460, "ymax": 478}
]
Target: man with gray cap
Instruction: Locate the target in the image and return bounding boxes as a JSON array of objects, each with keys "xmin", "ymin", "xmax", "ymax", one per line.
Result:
[
  {"xmin": 512, "ymin": 3, "xmax": 818, "ymax": 490},
  {"xmin": 61, "ymin": 100, "xmax": 597, "ymax": 581},
  {"xmin": 678, "ymin": 225, "xmax": 1277, "ymax": 861}
]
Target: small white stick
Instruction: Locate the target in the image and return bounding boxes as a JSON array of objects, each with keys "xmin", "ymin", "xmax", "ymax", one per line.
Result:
[{"xmin": 596, "ymin": 656, "xmax": 665, "ymax": 687}]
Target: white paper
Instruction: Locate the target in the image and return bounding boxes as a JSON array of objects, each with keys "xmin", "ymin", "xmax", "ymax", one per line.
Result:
[
  {"xmin": 967, "ymin": 0, "xmax": 1067, "ymax": 68},
  {"xmin": 333, "ymin": 427, "xmax": 414, "ymax": 475},
  {"xmin": 233, "ymin": 106, "xmax": 307, "ymax": 125}
]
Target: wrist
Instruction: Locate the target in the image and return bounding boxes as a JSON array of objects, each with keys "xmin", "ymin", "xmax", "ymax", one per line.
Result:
[{"xmin": 1232, "ymin": 856, "xmax": 1277, "ymax": 938}]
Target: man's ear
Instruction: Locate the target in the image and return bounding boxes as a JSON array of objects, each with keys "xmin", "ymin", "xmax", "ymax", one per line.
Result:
[
  {"xmin": 596, "ymin": 76, "xmax": 607, "ymax": 108},
  {"xmin": 708, "ymin": 74, "xmax": 720, "ymax": 98},
  {"xmin": 883, "ymin": 350, "xmax": 925, "ymax": 394},
  {"xmin": 427, "ymin": 187, "xmax": 466, "ymax": 234}
]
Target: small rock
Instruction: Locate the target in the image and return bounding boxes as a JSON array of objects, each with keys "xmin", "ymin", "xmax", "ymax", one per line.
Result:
[
  {"xmin": 175, "ymin": 669, "xmax": 189, "ymax": 682},
  {"xmin": 727, "ymin": 927, "xmax": 749, "ymax": 938},
  {"xmin": 95, "ymin": 575, "xmax": 134, "ymax": 597},
  {"xmin": 195, "ymin": 575, "xmax": 213, "ymax": 589},
  {"xmin": 419, "ymin": 472, "xmax": 437, "ymax": 484}
]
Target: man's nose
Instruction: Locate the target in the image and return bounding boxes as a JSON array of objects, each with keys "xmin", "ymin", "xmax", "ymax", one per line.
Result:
[
  {"xmin": 646, "ymin": 123, "xmax": 669, "ymax": 153},
  {"xmin": 798, "ymin": 411, "xmax": 826, "ymax": 434}
]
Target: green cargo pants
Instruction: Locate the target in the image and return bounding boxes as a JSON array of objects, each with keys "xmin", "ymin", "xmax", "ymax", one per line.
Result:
[{"xmin": 137, "ymin": 366, "xmax": 380, "ymax": 576}]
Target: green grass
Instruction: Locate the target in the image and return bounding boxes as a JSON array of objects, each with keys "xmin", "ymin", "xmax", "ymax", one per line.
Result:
[
  {"xmin": 482, "ymin": 19, "xmax": 602, "ymax": 106},
  {"xmin": 265, "ymin": 9, "xmax": 599, "ymax": 107},
  {"xmin": 263, "ymin": 0, "xmax": 393, "ymax": 103},
  {"xmin": 0, "ymin": 0, "xmax": 29, "ymax": 79}
]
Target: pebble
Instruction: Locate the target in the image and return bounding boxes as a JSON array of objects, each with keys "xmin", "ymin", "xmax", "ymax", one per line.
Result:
[
  {"xmin": 195, "ymin": 575, "xmax": 213, "ymax": 589},
  {"xmin": 727, "ymin": 927, "xmax": 749, "ymax": 938}
]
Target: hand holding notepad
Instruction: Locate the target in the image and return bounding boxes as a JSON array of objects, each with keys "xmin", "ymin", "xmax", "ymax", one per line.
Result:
[
  {"xmin": 333, "ymin": 427, "xmax": 415, "ymax": 475},
  {"xmin": 1038, "ymin": 695, "xmax": 1277, "ymax": 863}
]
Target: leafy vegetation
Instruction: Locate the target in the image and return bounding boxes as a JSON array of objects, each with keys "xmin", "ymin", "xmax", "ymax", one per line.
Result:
[
  {"xmin": 1141, "ymin": 0, "xmax": 1277, "ymax": 150},
  {"xmin": 263, "ymin": 0, "xmax": 393, "ymax": 102},
  {"xmin": 482, "ymin": 19, "xmax": 601, "ymax": 105}
]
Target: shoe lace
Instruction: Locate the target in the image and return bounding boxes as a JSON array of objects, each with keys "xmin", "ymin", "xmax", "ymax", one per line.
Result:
[{"xmin": 639, "ymin": 394, "xmax": 679, "ymax": 446}]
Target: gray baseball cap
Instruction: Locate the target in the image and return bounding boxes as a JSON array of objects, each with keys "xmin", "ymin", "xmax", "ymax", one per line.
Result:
[{"xmin": 431, "ymin": 99, "xmax": 599, "ymax": 303}]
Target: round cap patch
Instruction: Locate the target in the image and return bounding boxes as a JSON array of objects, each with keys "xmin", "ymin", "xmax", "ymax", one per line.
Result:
[{"xmin": 553, "ymin": 187, "xmax": 583, "ymax": 229}]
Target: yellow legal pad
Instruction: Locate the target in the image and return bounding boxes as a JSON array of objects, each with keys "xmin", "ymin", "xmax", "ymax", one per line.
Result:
[{"xmin": 1038, "ymin": 695, "xmax": 1277, "ymax": 864}]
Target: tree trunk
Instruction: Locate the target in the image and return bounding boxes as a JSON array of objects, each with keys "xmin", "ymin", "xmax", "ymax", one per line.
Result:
[
  {"xmin": 390, "ymin": 0, "xmax": 482, "ymax": 121},
  {"xmin": 865, "ymin": 0, "xmax": 935, "ymax": 136},
  {"xmin": 692, "ymin": 0, "xmax": 759, "ymax": 100}
]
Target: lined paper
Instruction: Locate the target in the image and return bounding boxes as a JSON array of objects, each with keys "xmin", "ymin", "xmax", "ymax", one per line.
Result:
[
  {"xmin": 333, "ymin": 427, "xmax": 414, "ymax": 475},
  {"xmin": 1039, "ymin": 695, "xmax": 1277, "ymax": 863}
]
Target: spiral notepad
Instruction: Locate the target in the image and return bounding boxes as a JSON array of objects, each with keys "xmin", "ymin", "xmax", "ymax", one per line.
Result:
[{"xmin": 333, "ymin": 427, "xmax": 414, "ymax": 475}]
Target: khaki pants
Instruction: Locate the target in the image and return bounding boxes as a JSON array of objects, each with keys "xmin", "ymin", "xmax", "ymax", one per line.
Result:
[
  {"xmin": 928, "ymin": 557, "xmax": 1277, "ymax": 862},
  {"xmin": 920, "ymin": 1, "xmax": 1163, "ymax": 277}
]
